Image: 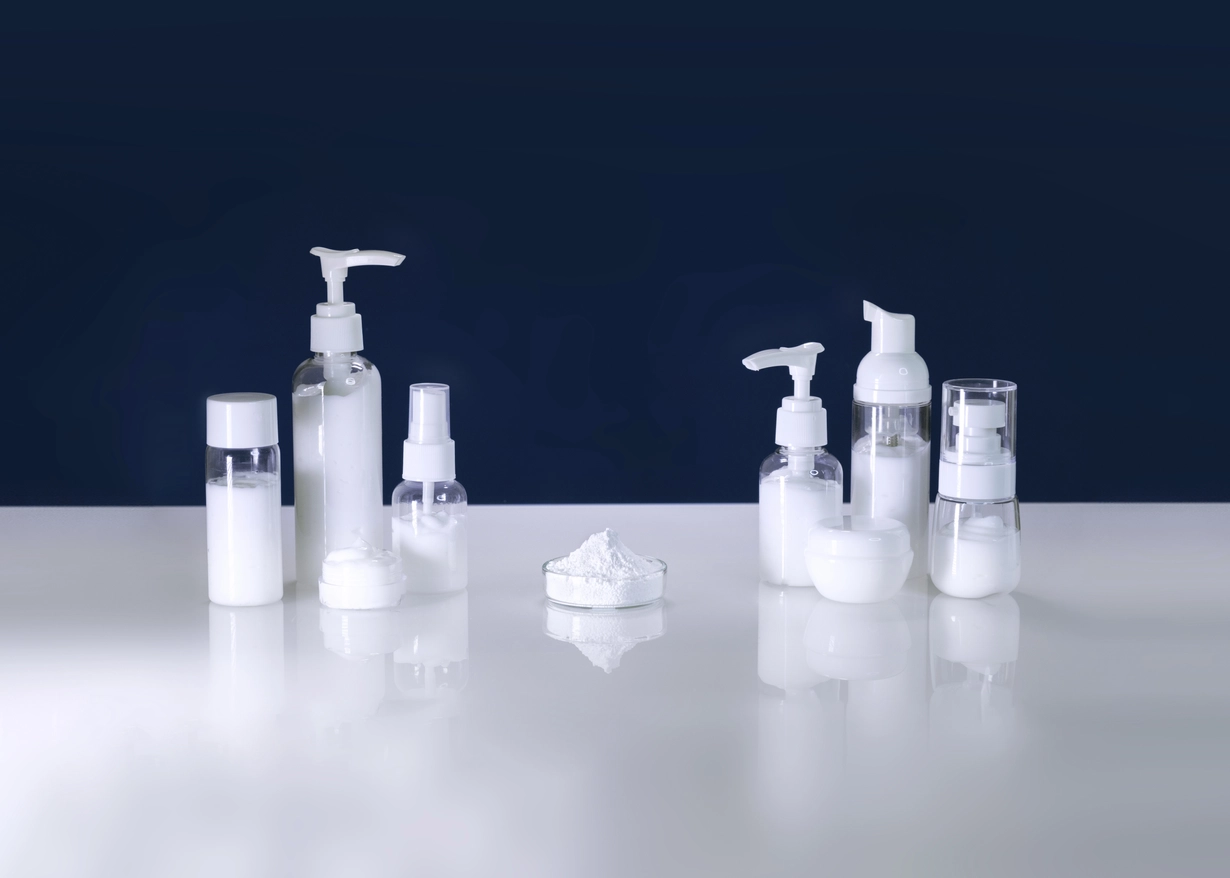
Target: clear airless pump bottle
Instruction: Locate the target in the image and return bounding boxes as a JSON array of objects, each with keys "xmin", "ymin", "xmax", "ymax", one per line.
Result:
[
  {"xmin": 206, "ymin": 393, "xmax": 283, "ymax": 606},
  {"xmin": 851, "ymin": 301, "xmax": 931, "ymax": 554},
  {"xmin": 392, "ymin": 384, "xmax": 468, "ymax": 593},
  {"xmin": 293, "ymin": 246, "xmax": 405, "ymax": 587},
  {"xmin": 929, "ymin": 379, "xmax": 1020, "ymax": 598},
  {"xmin": 743, "ymin": 343, "xmax": 843, "ymax": 587}
]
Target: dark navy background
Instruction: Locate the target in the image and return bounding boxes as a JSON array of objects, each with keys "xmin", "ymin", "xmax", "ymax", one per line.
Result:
[{"xmin": 3, "ymin": 6, "xmax": 1228, "ymax": 505}]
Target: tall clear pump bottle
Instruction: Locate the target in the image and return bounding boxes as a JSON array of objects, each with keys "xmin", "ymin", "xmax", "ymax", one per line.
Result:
[
  {"xmin": 851, "ymin": 301, "xmax": 932, "ymax": 557},
  {"xmin": 929, "ymin": 379, "xmax": 1020, "ymax": 598},
  {"xmin": 743, "ymin": 343, "xmax": 843, "ymax": 587},
  {"xmin": 293, "ymin": 247, "xmax": 404, "ymax": 587},
  {"xmin": 392, "ymin": 383, "xmax": 468, "ymax": 594}
]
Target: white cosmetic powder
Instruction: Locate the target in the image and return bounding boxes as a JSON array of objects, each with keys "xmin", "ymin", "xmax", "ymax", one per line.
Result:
[{"xmin": 544, "ymin": 529, "xmax": 665, "ymax": 608}]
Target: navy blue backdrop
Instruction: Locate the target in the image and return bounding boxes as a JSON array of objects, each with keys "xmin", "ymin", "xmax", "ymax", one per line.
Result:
[{"xmin": 2, "ymin": 7, "xmax": 1227, "ymax": 504}]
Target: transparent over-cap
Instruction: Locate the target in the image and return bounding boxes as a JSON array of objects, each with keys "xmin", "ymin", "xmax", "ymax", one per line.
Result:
[{"xmin": 409, "ymin": 383, "xmax": 451, "ymax": 444}]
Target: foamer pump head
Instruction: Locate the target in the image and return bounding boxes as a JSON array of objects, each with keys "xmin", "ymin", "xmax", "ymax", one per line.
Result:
[
  {"xmin": 853, "ymin": 301, "xmax": 930, "ymax": 404},
  {"xmin": 403, "ymin": 383, "xmax": 456, "ymax": 481},
  {"xmin": 308, "ymin": 246, "xmax": 405, "ymax": 353},
  {"xmin": 938, "ymin": 379, "xmax": 1017, "ymax": 501},
  {"xmin": 742, "ymin": 342, "xmax": 828, "ymax": 448}
]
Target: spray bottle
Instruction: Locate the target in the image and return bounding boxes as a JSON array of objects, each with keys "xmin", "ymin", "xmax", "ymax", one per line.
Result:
[
  {"xmin": 292, "ymin": 246, "xmax": 404, "ymax": 587},
  {"xmin": 743, "ymin": 343, "xmax": 843, "ymax": 587},
  {"xmin": 929, "ymin": 379, "xmax": 1020, "ymax": 598},
  {"xmin": 391, "ymin": 383, "xmax": 468, "ymax": 593},
  {"xmin": 851, "ymin": 301, "xmax": 932, "ymax": 555}
]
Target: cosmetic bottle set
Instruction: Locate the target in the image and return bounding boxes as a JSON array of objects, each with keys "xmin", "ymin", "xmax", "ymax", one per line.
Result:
[
  {"xmin": 203, "ymin": 246, "xmax": 1018, "ymax": 610},
  {"xmin": 745, "ymin": 302, "xmax": 1020, "ymax": 603},
  {"xmin": 206, "ymin": 247, "xmax": 468, "ymax": 608}
]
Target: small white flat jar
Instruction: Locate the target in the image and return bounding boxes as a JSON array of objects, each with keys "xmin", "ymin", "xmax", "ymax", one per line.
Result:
[
  {"xmin": 542, "ymin": 558, "xmax": 667, "ymax": 609},
  {"xmin": 319, "ymin": 544, "xmax": 407, "ymax": 610},
  {"xmin": 804, "ymin": 515, "xmax": 913, "ymax": 603}
]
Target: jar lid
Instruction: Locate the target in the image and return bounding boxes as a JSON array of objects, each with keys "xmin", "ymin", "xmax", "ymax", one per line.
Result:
[
  {"xmin": 207, "ymin": 392, "xmax": 278, "ymax": 449},
  {"xmin": 806, "ymin": 515, "xmax": 911, "ymax": 560}
]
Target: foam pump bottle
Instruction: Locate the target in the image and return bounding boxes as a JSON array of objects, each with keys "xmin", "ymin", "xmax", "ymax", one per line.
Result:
[
  {"xmin": 851, "ymin": 301, "xmax": 932, "ymax": 553},
  {"xmin": 392, "ymin": 383, "xmax": 468, "ymax": 593},
  {"xmin": 743, "ymin": 343, "xmax": 842, "ymax": 587},
  {"xmin": 929, "ymin": 379, "xmax": 1020, "ymax": 599},
  {"xmin": 206, "ymin": 392, "xmax": 283, "ymax": 606},
  {"xmin": 293, "ymin": 246, "xmax": 405, "ymax": 587}
]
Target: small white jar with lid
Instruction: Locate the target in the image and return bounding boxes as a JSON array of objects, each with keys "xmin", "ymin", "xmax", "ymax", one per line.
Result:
[{"xmin": 804, "ymin": 515, "xmax": 913, "ymax": 603}]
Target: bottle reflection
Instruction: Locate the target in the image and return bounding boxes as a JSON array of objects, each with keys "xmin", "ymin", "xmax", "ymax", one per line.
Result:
[
  {"xmin": 207, "ymin": 601, "xmax": 286, "ymax": 741},
  {"xmin": 929, "ymin": 593, "xmax": 1020, "ymax": 758},
  {"xmin": 755, "ymin": 584, "xmax": 844, "ymax": 825},
  {"xmin": 393, "ymin": 591, "xmax": 470, "ymax": 699},
  {"xmin": 314, "ymin": 605, "xmax": 401, "ymax": 729},
  {"xmin": 543, "ymin": 600, "xmax": 665, "ymax": 673}
]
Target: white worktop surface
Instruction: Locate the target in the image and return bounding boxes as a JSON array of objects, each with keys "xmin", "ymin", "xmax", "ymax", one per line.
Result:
[{"xmin": 1, "ymin": 504, "xmax": 1227, "ymax": 876}]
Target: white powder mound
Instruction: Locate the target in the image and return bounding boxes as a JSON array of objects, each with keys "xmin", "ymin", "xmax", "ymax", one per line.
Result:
[
  {"xmin": 553, "ymin": 529, "xmax": 657, "ymax": 579},
  {"xmin": 543, "ymin": 529, "xmax": 665, "ymax": 608}
]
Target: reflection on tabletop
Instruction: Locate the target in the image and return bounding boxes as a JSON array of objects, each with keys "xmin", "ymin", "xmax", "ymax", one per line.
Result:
[
  {"xmin": 543, "ymin": 599, "xmax": 666, "ymax": 673},
  {"xmin": 929, "ymin": 592, "xmax": 1020, "ymax": 758}
]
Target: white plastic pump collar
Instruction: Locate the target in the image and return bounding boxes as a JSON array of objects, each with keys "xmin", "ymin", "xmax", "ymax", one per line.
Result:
[
  {"xmin": 853, "ymin": 301, "xmax": 931, "ymax": 405},
  {"xmin": 743, "ymin": 342, "xmax": 829, "ymax": 448},
  {"xmin": 308, "ymin": 247, "xmax": 405, "ymax": 353}
]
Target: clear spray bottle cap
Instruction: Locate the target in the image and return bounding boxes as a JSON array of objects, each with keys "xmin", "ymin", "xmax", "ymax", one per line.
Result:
[
  {"xmin": 403, "ymin": 383, "xmax": 456, "ymax": 481},
  {"xmin": 742, "ymin": 342, "xmax": 828, "ymax": 448},
  {"xmin": 938, "ymin": 379, "xmax": 1017, "ymax": 501},
  {"xmin": 308, "ymin": 247, "xmax": 405, "ymax": 353}
]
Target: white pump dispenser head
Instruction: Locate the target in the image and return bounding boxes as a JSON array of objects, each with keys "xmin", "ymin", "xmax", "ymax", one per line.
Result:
[
  {"xmin": 742, "ymin": 342, "xmax": 828, "ymax": 448},
  {"xmin": 402, "ymin": 383, "xmax": 456, "ymax": 482},
  {"xmin": 853, "ymin": 301, "xmax": 930, "ymax": 405},
  {"xmin": 308, "ymin": 247, "xmax": 406, "ymax": 353}
]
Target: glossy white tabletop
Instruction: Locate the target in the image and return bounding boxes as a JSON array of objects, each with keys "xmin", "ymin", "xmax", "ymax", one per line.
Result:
[{"xmin": 1, "ymin": 504, "xmax": 1227, "ymax": 876}]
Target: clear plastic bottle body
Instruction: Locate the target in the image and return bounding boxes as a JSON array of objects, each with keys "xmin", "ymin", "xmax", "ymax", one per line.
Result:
[
  {"xmin": 292, "ymin": 352, "xmax": 383, "ymax": 587},
  {"xmin": 758, "ymin": 446, "xmax": 843, "ymax": 587},
  {"xmin": 206, "ymin": 444, "xmax": 283, "ymax": 606},
  {"xmin": 850, "ymin": 401, "xmax": 931, "ymax": 549},
  {"xmin": 930, "ymin": 496, "xmax": 1020, "ymax": 598},
  {"xmin": 391, "ymin": 478, "xmax": 468, "ymax": 594}
]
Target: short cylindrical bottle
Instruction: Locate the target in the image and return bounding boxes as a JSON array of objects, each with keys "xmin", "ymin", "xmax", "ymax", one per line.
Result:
[
  {"xmin": 293, "ymin": 246, "xmax": 404, "ymax": 588},
  {"xmin": 392, "ymin": 384, "xmax": 468, "ymax": 593},
  {"xmin": 851, "ymin": 301, "xmax": 931, "ymax": 553},
  {"xmin": 930, "ymin": 379, "xmax": 1020, "ymax": 599},
  {"xmin": 206, "ymin": 392, "xmax": 283, "ymax": 606},
  {"xmin": 744, "ymin": 343, "xmax": 844, "ymax": 587}
]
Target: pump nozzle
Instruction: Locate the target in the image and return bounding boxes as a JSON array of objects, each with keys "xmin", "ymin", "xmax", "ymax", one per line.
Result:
[
  {"xmin": 853, "ymin": 301, "xmax": 930, "ymax": 405},
  {"xmin": 742, "ymin": 342, "xmax": 829, "ymax": 449},
  {"xmin": 864, "ymin": 301, "xmax": 915, "ymax": 354},
  {"xmin": 307, "ymin": 246, "xmax": 406, "ymax": 354},
  {"xmin": 310, "ymin": 247, "xmax": 406, "ymax": 304},
  {"xmin": 742, "ymin": 342, "xmax": 824, "ymax": 400}
]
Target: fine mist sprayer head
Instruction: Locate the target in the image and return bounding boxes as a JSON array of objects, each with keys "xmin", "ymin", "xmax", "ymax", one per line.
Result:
[
  {"xmin": 742, "ymin": 342, "xmax": 828, "ymax": 448},
  {"xmin": 403, "ymin": 383, "xmax": 456, "ymax": 482}
]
